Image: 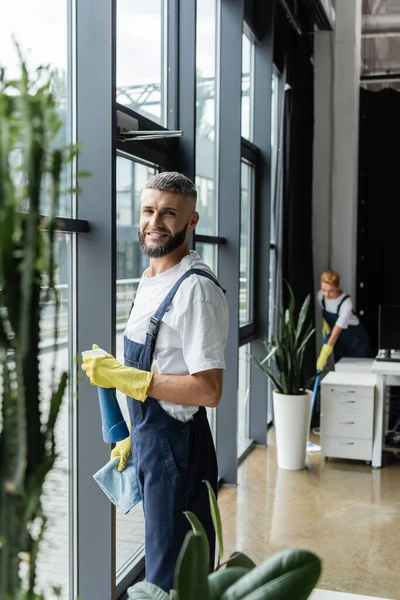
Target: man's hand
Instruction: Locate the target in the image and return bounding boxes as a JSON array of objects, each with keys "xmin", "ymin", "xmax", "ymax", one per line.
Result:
[
  {"xmin": 82, "ymin": 345, "xmax": 153, "ymax": 402},
  {"xmin": 111, "ymin": 436, "xmax": 131, "ymax": 472}
]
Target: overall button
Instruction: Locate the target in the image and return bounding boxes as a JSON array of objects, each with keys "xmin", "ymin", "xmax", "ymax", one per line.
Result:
[
  {"xmin": 179, "ymin": 462, "xmax": 186, "ymax": 468},
  {"xmin": 181, "ymin": 427, "xmax": 187, "ymax": 433}
]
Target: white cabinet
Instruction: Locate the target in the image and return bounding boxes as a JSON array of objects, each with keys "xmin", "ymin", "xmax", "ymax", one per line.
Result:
[
  {"xmin": 321, "ymin": 372, "xmax": 376, "ymax": 462},
  {"xmin": 335, "ymin": 358, "xmax": 374, "ymax": 374}
]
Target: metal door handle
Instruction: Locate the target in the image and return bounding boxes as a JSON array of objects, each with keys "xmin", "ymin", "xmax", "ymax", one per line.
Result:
[
  {"xmin": 340, "ymin": 400, "xmax": 356, "ymax": 404},
  {"xmin": 339, "ymin": 441, "xmax": 355, "ymax": 445},
  {"xmin": 339, "ymin": 421, "xmax": 355, "ymax": 425}
]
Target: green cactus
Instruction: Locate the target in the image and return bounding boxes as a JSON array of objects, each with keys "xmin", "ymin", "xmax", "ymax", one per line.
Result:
[{"xmin": 0, "ymin": 50, "xmax": 80, "ymax": 599}]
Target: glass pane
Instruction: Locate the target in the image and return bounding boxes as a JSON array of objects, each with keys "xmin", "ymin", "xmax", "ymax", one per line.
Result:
[
  {"xmin": 0, "ymin": 0, "xmax": 72, "ymax": 217},
  {"xmin": 38, "ymin": 233, "xmax": 73, "ymax": 599},
  {"xmin": 270, "ymin": 72, "xmax": 279, "ymax": 245},
  {"xmin": 117, "ymin": 0, "xmax": 167, "ymax": 125},
  {"xmin": 238, "ymin": 344, "xmax": 251, "ymax": 455},
  {"xmin": 195, "ymin": 1, "xmax": 219, "ymax": 236},
  {"xmin": 195, "ymin": 243, "xmax": 219, "ymax": 439},
  {"xmin": 269, "ymin": 72, "xmax": 280, "ymax": 337},
  {"xmin": 269, "ymin": 72, "xmax": 280, "ymax": 425},
  {"xmin": 239, "ymin": 161, "xmax": 254, "ymax": 326},
  {"xmin": 195, "ymin": 242, "xmax": 218, "ymax": 277},
  {"xmin": 115, "ymin": 156, "xmax": 156, "ymax": 579},
  {"xmin": 241, "ymin": 32, "xmax": 254, "ymax": 141}
]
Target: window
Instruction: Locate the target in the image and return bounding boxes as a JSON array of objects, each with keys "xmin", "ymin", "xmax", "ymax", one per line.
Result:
[
  {"xmin": 195, "ymin": 0, "xmax": 219, "ymax": 236},
  {"xmin": 0, "ymin": 3, "xmax": 74, "ymax": 597},
  {"xmin": 195, "ymin": 243, "xmax": 218, "ymax": 277},
  {"xmin": 0, "ymin": 0, "xmax": 71, "ymax": 217},
  {"xmin": 238, "ymin": 344, "xmax": 251, "ymax": 455},
  {"xmin": 115, "ymin": 155, "xmax": 156, "ymax": 580},
  {"xmin": 195, "ymin": 242, "xmax": 219, "ymax": 438},
  {"xmin": 239, "ymin": 160, "xmax": 255, "ymax": 327},
  {"xmin": 37, "ymin": 233, "xmax": 73, "ymax": 600},
  {"xmin": 117, "ymin": 0, "xmax": 168, "ymax": 125},
  {"xmin": 268, "ymin": 70, "xmax": 281, "ymax": 425},
  {"xmin": 269, "ymin": 72, "xmax": 280, "ymax": 339},
  {"xmin": 241, "ymin": 32, "xmax": 254, "ymax": 141}
]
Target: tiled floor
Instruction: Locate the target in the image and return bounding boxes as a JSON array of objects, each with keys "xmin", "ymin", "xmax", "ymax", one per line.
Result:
[
  {"xmin": 35, "ymin": 344, "xmax": 400, "ymax": 599},
  {"xmin": 218, "ymin": 438, "xmax": 400, "ymax": 600}
]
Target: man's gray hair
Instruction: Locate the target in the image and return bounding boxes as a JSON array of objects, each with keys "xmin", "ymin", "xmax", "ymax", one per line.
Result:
[{"xmin": 144, "ymin": 171, "xmax": 197, "ymax": 204}]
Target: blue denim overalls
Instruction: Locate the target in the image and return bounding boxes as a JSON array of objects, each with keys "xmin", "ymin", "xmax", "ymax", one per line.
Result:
[
  {"xmin": 124, "ymin": 268, "xmax": 223, "ymax": 592},
  {"xmin": 322, "ymin": 294, "xmax": 372, "ymax": 362}
]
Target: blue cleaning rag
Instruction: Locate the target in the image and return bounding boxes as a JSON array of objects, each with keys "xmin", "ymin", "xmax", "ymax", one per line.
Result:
[{"xmin": 93, "ymin": 455, "xmax": 141, "ymax": 514}]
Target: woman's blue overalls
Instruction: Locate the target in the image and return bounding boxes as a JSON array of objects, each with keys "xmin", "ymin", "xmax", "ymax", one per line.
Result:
[
  {"xmin": 124, "ymin": 268, "xmax": 222, "ymax": 592},
  {"xmin": 321, "ymin": 294, "xmax": 372, "ymax": 362}
]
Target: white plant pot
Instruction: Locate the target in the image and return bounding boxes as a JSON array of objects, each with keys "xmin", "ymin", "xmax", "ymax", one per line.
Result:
[{"xmin": 272, "ymin": 389, "xmax": 312, "ymax": 470}]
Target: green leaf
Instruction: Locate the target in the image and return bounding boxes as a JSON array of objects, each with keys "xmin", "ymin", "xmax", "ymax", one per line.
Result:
[
  {"xmin": 305, "ymin": 373, "xmax": 318, "ymax": 391},
  {"xmin": 221, "ymin": 549, "xmax": 321, "ymax": 600},
  {"xmin": 127, "ymin": 581, "xmax": 170, "ymax": 600},
  {"xmin": 203, "ymin": 480, "xmax": 224, "ymax": 560},
  {"xmin": 295, "ymin": 294, "xmax": 310, "ymax": 343},
  {"xmin": 226, "ymin": 551, "xmax": 256, "ymax": 570},
  {"xmin": 259, "ymin": 346, "xmax": 277, "ymax": 366},
  {"xmin": 252, "ymin": 283, "xmax": 315, "ymax": 394},
  {"xmin": 45, "ymin": 371, "xmax": 68, "ymax": 446},
  {"xmin": 184, "ymin": 511, "xmax": 210, "ymax": 570},
  {"xmin": 287, "ymin": 281, "xmax": 295, "ymax": 316},
  {"xmin": 76, "ymin": 170, "xmax": 92, "ymax": 178},
  {"xmin": 208, "ymin": 567, "xmax": 249, "ymax": 600},
  {"xmin": 253, "ymin": 359, "xmax": 282, "ymax": 394},
  {"xmin": 174, "ymin": 531, "xmax": 209, "ymax": 600},
  {"xmin": 51, "ymin": 585, "xmax": 62, "ymax": 597},
  {"xmin": 297, "ymin": 326, "xmax": 315, "ymax": 356}
]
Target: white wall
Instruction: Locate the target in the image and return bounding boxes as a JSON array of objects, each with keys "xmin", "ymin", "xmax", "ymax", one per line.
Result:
[
  {"xmin": 331, "ymin": 0, "xmax": 362, "ymax": 302},
  {"xmin": 312, "ymin": 0, "xmax": 362, "ymax": 350},
  {"xmin": 312, "ymin": 31, "xmax": 334, "ymax": 350}
]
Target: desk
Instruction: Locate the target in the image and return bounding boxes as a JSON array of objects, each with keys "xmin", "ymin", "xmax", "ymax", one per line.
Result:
[
  {"xmin": 335, "ymin": 358, "xmax": 375, "ymax": 374},
  {"xmin": 371, "ymin": 360, "xmax": 400, "ymax": 468}
]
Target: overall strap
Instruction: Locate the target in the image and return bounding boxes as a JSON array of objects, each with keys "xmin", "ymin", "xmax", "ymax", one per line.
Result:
[
  {"xmin": 321, "ymin": 296, "xmax": 326, "ymax": 310},
  {"xmin": 337, "ymin": 294, "xmax": 350, "ymax": 315},
  {"xmin": 146, "ymin": 268, "xmax": 225, "ymax": 342}
]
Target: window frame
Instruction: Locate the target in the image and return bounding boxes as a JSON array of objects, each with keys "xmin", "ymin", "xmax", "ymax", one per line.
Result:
[
  {"xmin": 241, "ymin": 25, "xmax": 256, "ymax": 142},
  {"xmin": 239, "ymin": 138, "xmax": 258, "ymax": 345}
]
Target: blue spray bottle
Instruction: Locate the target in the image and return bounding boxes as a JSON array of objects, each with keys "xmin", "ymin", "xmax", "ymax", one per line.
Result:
[{"xmin": 82, "ymin": 348, "xmax": 129, "ymax": 443}]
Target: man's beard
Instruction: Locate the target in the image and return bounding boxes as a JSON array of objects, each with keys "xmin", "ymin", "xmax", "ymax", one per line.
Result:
[{"xmin": 138, "ymin": 224, "xmax": 188, "ymax": 258}]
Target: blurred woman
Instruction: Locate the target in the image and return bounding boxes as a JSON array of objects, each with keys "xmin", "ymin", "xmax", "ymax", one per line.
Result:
[{"xmin": 316, "ymin": 270, "xmax": 372, "ymax": 371}]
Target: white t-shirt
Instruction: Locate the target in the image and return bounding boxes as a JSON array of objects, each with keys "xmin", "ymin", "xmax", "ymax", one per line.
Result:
[
  {"xmin": 317, "ymin": 291, "xmax": 359, "ymax": 329},
  {"xmin": 124, "ymin": 251, "xmax": 229, "ymax": 422}
]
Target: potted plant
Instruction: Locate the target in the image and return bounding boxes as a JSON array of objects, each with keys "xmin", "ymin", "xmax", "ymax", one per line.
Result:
[
  {"xmin": 128, "ymin": 481, "xmax": 322, "ymax": 599},
  {"xmin": 254, "ymin": 285, "xmax": 315, "ymax": 470},
  {"xmin": 0, "ymin": 51, "xmax": 80, "ymax": 598}
]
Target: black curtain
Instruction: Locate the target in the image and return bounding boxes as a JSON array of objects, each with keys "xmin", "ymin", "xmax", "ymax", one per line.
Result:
[
  {"xmin": 275, "ymin": 5, "xmax": 316, "ymax": 381},
  {"xmin": 357, "ymin": 88, "xmax": 400, "ymax": 353}
]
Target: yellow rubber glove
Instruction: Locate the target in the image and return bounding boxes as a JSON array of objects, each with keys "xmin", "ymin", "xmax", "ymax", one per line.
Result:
[
  {"xmin": 316, "ymin": 343, "xmax": 333, "ymax": 371},
  {"xmin": 322, "ymin": 318, "xmax": 331, "ymax": 337},
  {"xmin": 81, "ymin": 344, "xmax": 153, "ymax": 402},
  {"xmin": 110, "ymin": 436, "xmax": 131, "ymax": 472}
]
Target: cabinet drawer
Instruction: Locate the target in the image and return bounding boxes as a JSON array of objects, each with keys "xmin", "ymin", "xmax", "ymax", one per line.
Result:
[
  {"xmin": 322, "ymin": 384, "xmax": 374, "ymax": 403},
  {"xmin": 322, "ymin": 436, "xmax": 372, "ymax": 461},
  {"xmin": 321, "ymin": 411, "xmax": 373, "ymax": 440},
  {"xmin": 321, "ymin": 392, "xmax": 374, "ymax": 416}
]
